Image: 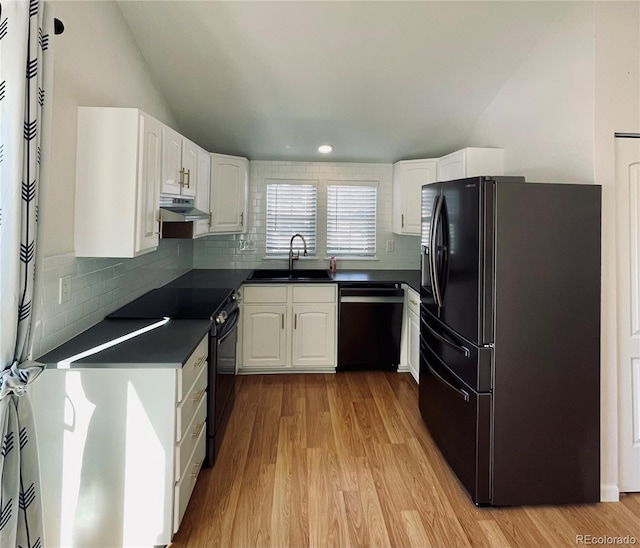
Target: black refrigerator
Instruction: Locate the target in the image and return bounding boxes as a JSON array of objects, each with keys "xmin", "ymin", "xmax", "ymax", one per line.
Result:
[{"xmin": 419, "ymin": 176, "xmax": 601, "ymax": 506}]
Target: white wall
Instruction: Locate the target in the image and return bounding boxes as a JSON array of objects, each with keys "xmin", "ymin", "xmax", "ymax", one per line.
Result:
[
  {"xmin": 31, "ymin": 2, "xmax": 195, "ymax": 359},
  {"xmin": 194, "ymin": 161, "xmax": 421, "ymax": 270},
  {"xmin": 594, "ymin": 1, "xmax": 640, "ymax": 501},
  {"xmin": 45, "ymin": 0, "xmax": 180, "ymax": 257},
  {"xmin": 464, "ymin": 2, "xmax": 595, "ymax": 183},
  {"xmin": 463, "ymin": 1, "xmax": 640, "ymax": 501}
]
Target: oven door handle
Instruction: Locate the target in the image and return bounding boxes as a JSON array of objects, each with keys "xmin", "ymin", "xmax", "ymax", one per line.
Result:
[{"xmin": 217, "ymin": 307, "xmax": 240, "ymax": 343}]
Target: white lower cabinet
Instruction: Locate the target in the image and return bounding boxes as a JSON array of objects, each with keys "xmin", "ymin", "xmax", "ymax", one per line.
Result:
[
  {"xmin": 31, "ymin": 336, "xmax": 208, "ymax": 547},
  {"xmin": 239, "ymin": 284, "xmax": 337, "ymax": 373},
  {"xmin": 292, "ymin": 304, "xmax": 336, "ymax": 367},
  {"xmin": 242, "ymin": 304, "xmax": 288, "ymax": 367},
  {"xmin": 400, "ymin": 285, "xmax": 420, "ymax": 384}
]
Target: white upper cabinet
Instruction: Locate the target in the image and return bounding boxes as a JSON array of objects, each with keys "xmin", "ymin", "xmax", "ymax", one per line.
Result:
[
  {"xmin": 193, "ymin": 146, "xmax": 212, "ymax": 238},
  {"xmin": 436, "ymin": 147, "xmax": 504, "ymax": 182},
  {"xmin": 392, "ymin": 159, "xmax": 437, "ymax": 235},
  {"xmin": 209, "ymin": 153, "xmax": 248, "ymax": 234},
  {"xmin": 75, "ymin": 107, "xmax": 162, "ymax": 258},
  {"xmin": 161, "ymin": 126, "xmax": 197, "ymax": 197}
]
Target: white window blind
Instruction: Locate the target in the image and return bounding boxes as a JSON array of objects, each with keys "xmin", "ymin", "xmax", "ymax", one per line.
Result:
[
  {"xmin": 327, "ymin": 184, "xmax": 377, "ymax": 256},
  {"xmin": 266, "ymin": 183, "xmax": 317, "ymax": 255}
]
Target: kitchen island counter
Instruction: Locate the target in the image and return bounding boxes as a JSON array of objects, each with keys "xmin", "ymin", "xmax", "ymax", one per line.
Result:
[{"xmin": 36, "ymin": 318, "xmax": 212, "ymax": 369}]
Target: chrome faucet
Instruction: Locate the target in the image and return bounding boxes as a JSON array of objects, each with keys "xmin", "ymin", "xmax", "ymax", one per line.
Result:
[{"xmin": 289, "ymin": 234, "xmax": 308, "ymax": 271}]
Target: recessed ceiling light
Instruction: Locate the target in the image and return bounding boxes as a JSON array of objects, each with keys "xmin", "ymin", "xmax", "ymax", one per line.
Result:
[{"xmin": 318, "ymin": 144, "xmax": 334, "ymax": 154}]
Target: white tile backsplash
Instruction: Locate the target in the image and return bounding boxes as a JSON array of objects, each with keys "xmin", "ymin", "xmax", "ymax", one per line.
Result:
[
  {"xmin": 32, "ymin": 161, "xmax": 421, "ymax": 358},
  {"xmin": 31, "ymin": 239, "xmax": 194, "ymax": 360},
  {"xmin": 193, "ymin": 160, "xmax": 421, "ymax": 271}
]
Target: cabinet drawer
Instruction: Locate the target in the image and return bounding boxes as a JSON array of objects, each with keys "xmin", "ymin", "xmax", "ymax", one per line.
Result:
[
  {"xmin": 174, "ymin": 428, "xmax": 206, "ymax": 533},
  {"xmin": 243, "ymin": 285, "xmax": 288, "ymax": 304},
  {"xmin": 176, "ymin": 365, "xmax": 207, "ymax": 442},
  {"xmin": 292, "ymin": 285, "xmax": 336, "ymax": 303},
  {"xmin": 406, "ymin": 288, "xmax": 420, "ymax": 317},
  {"xmin": 175, "ymin": 396, "xmax": 207, "ymax": 482},
  {"xmin": 177, "ymin": 336, "xmax": 208, "ymax": 403}
]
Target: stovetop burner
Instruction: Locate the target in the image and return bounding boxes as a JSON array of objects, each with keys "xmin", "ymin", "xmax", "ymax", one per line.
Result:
[{"xmin": 108, "ymin": 287, "xmax": 234, "ymax": 320}]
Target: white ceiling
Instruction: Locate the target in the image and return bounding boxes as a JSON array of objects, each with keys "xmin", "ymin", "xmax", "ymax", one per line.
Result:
[{"xmin": 118, "ymin": 1, "xmax": 563, "ymax": 163}]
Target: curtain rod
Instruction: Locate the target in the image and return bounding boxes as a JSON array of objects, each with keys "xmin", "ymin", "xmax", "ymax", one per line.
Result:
[{"xmin": 54, "ymin": 18, "xmax": 64, "ymax": 35}]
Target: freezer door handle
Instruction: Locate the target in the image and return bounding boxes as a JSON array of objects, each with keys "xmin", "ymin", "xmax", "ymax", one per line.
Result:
[
  {"xmin": 421, "ymin": 318, "xmax": 470, "ymax": 357},
  {"xmin": 426, "ymin": 363, "xmax": 470, "ymax": 402}
]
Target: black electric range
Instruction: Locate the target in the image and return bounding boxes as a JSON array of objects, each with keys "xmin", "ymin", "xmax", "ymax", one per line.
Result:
[
  {"xmin": 109, "ymin": 287, "xmax": 238, "ymax": 467},
  {"xmin": 108, "ymin": 287, "xmax": 235, "ymax": 322}
]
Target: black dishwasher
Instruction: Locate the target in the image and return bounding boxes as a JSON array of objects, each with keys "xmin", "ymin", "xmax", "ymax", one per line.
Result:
[{"xmin": 338, "ymin": 283, "xmax": 404, "ymax": 371}]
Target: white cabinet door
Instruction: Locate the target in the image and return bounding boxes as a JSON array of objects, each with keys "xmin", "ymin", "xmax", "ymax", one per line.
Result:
[
  {"xmin": 136, "ymin": 113, "xmax": 162, "ymax": 254},
  {"xmin": 161, "ymin": 125, "xmax": 184, "ymax": 195},
  {"xmin": 193, "ymin": 146, "xmax": 211, "ymax": 237},
  {"xmin": 437, "ymin": 147, "xmax": 503, "ymax": 182},
  {"xmin": 161, "ymin": 128, "xmax": 199, "ymax": 197},
  {"xmin": 292, "ymin": 304, "xmax": 336, "ymax": 367},
  {"xmin": 181, "ymin": 138, "xmax": 198, "ymax": 198},
  {"xmin": 242, "ymin": 305, "xmax": 288, "ymax": 368},
  {"xmin": 407, "ymin": 309, "xmax": 420, "ymax": 384},
  {"xmin": 393, "ymin": 159, "xmax": 437, "ymax": 235},
  {"xmin": 437, "ymin": 150, "xmax": 466, "ymax": 182},
  {"xmin": 210, "ymin": 153, "xmax": 248, "ymax": 233}
]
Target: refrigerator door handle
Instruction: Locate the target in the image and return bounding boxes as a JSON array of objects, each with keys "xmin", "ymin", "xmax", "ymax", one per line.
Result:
[
  {"xmin": 421, "ymin": 318, "xmax": 471, "ymax": 357},
  {"xmin": 426, "ymin": 362, "xmax": 470, "ymax": 402},
  {"xmin": 430, "ymin": 195, "xmax": 444, "ymax": 307}
]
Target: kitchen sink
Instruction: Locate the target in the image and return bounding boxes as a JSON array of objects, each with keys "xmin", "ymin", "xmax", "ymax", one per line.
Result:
[{"xmin": 247, "ymin": 269, "xmax": 333, "ymax": 281}]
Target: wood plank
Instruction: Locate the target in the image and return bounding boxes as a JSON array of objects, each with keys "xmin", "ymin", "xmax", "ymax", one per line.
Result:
[
  {"xmin": 173, "ymin": 372, "xmax": 640, "ymax": 548},
  {"xmin": 401, "ymin": 509, "xmax": 435, "ymax": 548}
]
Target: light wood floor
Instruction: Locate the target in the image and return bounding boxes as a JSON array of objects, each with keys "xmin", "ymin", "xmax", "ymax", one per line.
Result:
[{"xmin": 171, "ymin": 372, "xmax": 640, "ymax": 548}]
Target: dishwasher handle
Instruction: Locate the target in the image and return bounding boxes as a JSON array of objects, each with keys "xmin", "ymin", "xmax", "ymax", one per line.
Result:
[
  {"xmin": 340, "ymin": 295, "xmax": 404, "ymax": 304},
  {"xmin": 339, "ymin": 286, "xmax": 404, "ymax": 298}
]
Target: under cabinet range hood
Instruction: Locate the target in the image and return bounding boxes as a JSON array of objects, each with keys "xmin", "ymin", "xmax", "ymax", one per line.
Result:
[{"xmin": 159, "ymin": 195, "xmax": 210, "ymax": 222}]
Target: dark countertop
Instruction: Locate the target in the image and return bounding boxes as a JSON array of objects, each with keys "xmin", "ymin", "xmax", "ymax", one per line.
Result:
[
  {"xmin": 168, "ymin": 269, "xmax": 421, "ymax": 293},
  {"xmin": 37, "ymin": 268, "xmax": 420, "ymax": 370},
  {"xmin": 37, "ymin": 319, "xmax": 212, "ymax": 370}
]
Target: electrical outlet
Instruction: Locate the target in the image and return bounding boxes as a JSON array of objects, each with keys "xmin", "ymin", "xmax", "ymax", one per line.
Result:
[
  {"xmin": 239, "ymin": 239, "xmax": 255, "ymax": 252},
  {"xmin": 386, "ymin": 240, "xmax": 395, "ymax": 252},
  {"xmin": 59, "ymin": 276, "xmax": 71, "ymax": 304}
]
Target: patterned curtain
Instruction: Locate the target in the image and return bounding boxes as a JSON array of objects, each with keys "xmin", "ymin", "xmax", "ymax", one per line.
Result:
[{"xmin": 0, "ymin": 1, "xmax": 54, "ymax": 546}]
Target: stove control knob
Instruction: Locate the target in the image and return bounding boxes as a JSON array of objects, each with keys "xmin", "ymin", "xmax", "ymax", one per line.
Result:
[
  {"xmin": 215, "ymin": 310, "xmax": 228, "ymax": 325},
  {"xmin": 232, "ymin": 291, "xmax": 241, "ymax": 302}
]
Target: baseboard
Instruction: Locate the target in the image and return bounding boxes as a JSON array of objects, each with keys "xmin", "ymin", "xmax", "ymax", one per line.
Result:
[{"xmin": 600, "ymin": 482, "xmax": 620, "ymax": 502}]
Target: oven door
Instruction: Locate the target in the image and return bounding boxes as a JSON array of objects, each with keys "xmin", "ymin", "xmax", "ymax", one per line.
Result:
[
  {"xmin": 216, "ymin": 307, "xmax": 239, "ymax": 419},
  {"xmin": 206, "ymin": 306, "xmax": 238, "ymax": 466}
]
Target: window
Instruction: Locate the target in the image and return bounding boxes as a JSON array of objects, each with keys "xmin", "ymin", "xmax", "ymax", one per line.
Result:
[
  {"xmin": 327, "ymin": 183, "xmax": 377, "ymax": 257},
  {"xmin": 266, "ymin": 182, "xmax": 317, "ymax": 255}
]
